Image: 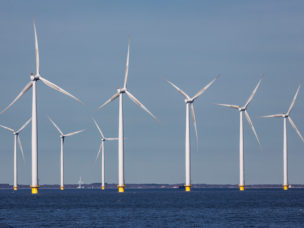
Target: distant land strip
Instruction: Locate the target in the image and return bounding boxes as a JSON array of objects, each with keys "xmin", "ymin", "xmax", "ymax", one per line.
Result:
[{"xmin": 1, "ymin": 184, "xmax": 304, "ymax": 189}]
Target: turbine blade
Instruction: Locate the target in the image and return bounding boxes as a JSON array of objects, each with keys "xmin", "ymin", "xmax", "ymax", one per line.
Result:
[
  {"xmin": 244, "ymin": 77, "xmax": 262, "ymax": 108},
  {"xmin": 123, "ymin": 37, "xmax": 130, "ymax": 89},
  {"xmin": 125, "ymin": 90, "xmax": 158, "ymax": 121},
  {"xmin": 95, "ymin": 92, "xmax": 120, "ymax": 111},
  {"xmin": 33, "ymin": 19, "xmax": 40, "ymax": 75},
  {"xmin": 92, "ymin": 118, "xmax": 105, "ymax": 139},
  {"xmin": 17, "ymin": 135, "xmax": 25, "ymax": 161},
  {"xmin": 244, "ymin": 110, "xmax": 261, "ymax": 146},
  {"xmin": 95, "ymin": 142, "xmax": 103, "ymax": 162},
  {"xmin": 64, "ymin": 129, "xmax": 85, "ymax": 137},
  {"xmin": 48, "ymin": 116, "xmax": 64, "ymax": 135},
  {"xmin": 164, "ymin": 78, "xmax": 190, "ymax": 100},
  {"xmin": 192, "ymin": 74, "xmax": 220, "ymax": 100},
  {"xmin": 0, "ymin": 124, "xmax": 14, "ymax": 133},
  {"xmin": 0, "ymin": 81, "xmax": 33, "ymax": 114},
  {"xmin": 214, "ymin": 103, "xmax": 240, "ymax": 109},
  {"xmin": 260, "ymin": 114, "xmax": 283, "ymax": 118},
  {"xmin": 288, "ymin": 117, "xmax": 304, "ymax": 142},
  {"xmin": 106, "ymin": 137, "xmax": 119, "ymax": 141},
  {"xmin": 190, "ymin": 103, "xmax": 198, "ymax": 152},
  {"xmin": 287, "ymin": 85, "xmax": 301, "ymax": 115},
  {"xmin": 17, "ymin": 117, "xmax": 31, "ymax": 133},
  {"xmin": 39, "ymin": 76, "xmax": 83, "ymax": 105}
]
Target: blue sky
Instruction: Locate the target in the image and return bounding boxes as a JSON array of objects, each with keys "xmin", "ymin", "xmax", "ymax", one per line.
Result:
[{"xmin": 0, "ymin": 0, "xmax": 303, "ymax": 185}]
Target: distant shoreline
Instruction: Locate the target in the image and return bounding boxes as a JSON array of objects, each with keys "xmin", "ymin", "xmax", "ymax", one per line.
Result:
[{"xmin": 1, "ymin": 183, "xmax": 304, "ymax": 189}]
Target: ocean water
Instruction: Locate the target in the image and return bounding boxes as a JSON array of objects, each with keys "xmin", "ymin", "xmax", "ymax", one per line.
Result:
[{"xmin": 0, "ymin": 188, "xmax": 304, "ymax": 227}]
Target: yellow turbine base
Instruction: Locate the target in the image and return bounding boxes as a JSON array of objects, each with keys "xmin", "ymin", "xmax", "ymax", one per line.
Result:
[
  {"xmin": 239, "ymin": 185, "xmax": 245, "ymax": 191},
  {"xmin": 185, "ymin": 185, "xmax": 191, "ymax": 192},
  {"xmin": 283, "ymin": 185, "xmax": 288, "ymax": 191},
  {"xmin": 13, "ymin": 186, "xmax": 18, "ymax": 191},
  {"xmin": 118, "ymin": 186, "xmax": 125, "ymax": 193},
  {"xmin": 101, "ymin": 186, "xmax": 105, "ymax": 190},
  {"xmin": 31, "ymin": 187, "xmax": 38, "ymax": 194},
  {"xmin": 60, "ymin": 186, "xmax": 64, "ymax": 191}
]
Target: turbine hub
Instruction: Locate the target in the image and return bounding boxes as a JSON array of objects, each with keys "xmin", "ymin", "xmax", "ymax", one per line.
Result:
[
  {"xmin": 118, "ymin": 88, "xmax": 126, "ymax": 94},
  {"xmin": 30, "ymin": 73, "xmax": 39, "ymax": 81},
  {"xmin": 185, "ymin": 99, "xmax": 193, "ymax": 104},
  {"xmin": 283, "ymin": 113, "xmax": 288, "ymax": 118},
  {"xmin": 239, "ymin": 107, "xmax": 245, "ymax": 112}
]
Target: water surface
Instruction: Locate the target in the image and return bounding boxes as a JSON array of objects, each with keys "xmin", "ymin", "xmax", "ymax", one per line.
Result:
[{"xmin": 0, "ymin": 188, "xmax": 303, "ymax": 227}]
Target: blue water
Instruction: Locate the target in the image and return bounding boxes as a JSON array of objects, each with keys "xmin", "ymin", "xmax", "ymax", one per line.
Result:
[{"xmin": 0, "ymin": 188, "xmax": 304, "ymax": 227}]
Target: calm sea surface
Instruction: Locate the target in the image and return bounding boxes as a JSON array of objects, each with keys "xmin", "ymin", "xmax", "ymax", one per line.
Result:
[{"xmin": 0, "ymin": 188, "xmax": 304, "ymax": 227}]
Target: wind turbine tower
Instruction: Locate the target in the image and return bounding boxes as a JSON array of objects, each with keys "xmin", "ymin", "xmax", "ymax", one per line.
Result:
[
  {"xmin": 48, "ymin": 117, "xmax": 85, "ymax": 190},
  {"xmin": 93, "ymin": 119, "xmax": 118, "ymax": 190},
  {"xmin": 261, "ymin": 85, "xmax": 303, "ymax": 190},
  {"xmin": 215, "ymin": 78, "xmax": 262, "ymax": 191},
  {"xmin": 96, "ymin": 38, "xmax": 157, "ymax": 192},
  {"xmin": 0, "ymin": 118, "xmax": 31, "ymax": 190},
  {"xmin": 165, "ymin": 75, "xmax": 220, "ymax": 191}
]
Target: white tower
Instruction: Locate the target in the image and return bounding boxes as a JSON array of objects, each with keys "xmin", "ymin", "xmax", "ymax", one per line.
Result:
[
  {"xmin": 48, "ymin": 117, "xmax": 85, "ymax": 190},
  {"xmin": 216, "ymin": 78, "xmax": 262, "ymax": 191},
  {"xmin": 93, "ymin": 119, "xmax": 118, "ymax": 190},
  {"xmin": 165, "ymin": 75, "xmax": 220, "ymax": 191},
  {"xmin": 95, "ymin": 38, "xmax": 157, "ymax": 192},
  {"xmin": 261, "ymin": 85, "xmax": 303, "ymax": 190},
  {"xmin": 0, "ymin": 118, "xmax": 31, "ymax": 190}
]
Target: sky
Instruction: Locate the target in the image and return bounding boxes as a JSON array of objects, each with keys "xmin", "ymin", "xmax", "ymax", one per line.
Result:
[{"xmin": 0, "ymin": 0, "xmax": 303, "ymax": 185}]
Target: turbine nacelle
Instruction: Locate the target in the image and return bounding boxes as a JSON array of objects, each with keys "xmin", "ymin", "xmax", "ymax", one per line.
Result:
[
  {"xmin": 185, "ymin": 99, "xmax": 194, "ymax": 104},
  {"xmin": 282, "ymin": 113, "xmax": 288, "ymax": 118},
  {"xmin": 239, "ymin": 107, "xmax": 246, "ymax": 112},
  {"xmin": 118, "ymin": 88, "xmax": 126, "ymax": 94},
  {"xmin": 30, "ymin": 73, "xmax": 39, "ymax": 81}
]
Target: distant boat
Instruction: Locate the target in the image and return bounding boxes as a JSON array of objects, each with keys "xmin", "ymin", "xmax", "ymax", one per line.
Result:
[{"xmin": 77, "ymin": 176, "xmax": 84, "ymax": 189}]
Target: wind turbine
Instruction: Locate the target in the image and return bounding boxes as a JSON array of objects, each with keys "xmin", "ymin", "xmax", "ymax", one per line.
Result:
[
  {"xmin": 261, "ymin": 85, "xmax": 303, "ymax": 190},
  {"xmin": 93, "ymin": 118, "xmax": 118, "ymax": 190},
  {"xmin": 48, "ymin": 117, "xmax": 85, "ymax": 190},
  {"xmin": 96, "ymin": 38, "xmax": 157, "ymax": 193},
  {"xmin": 215, "ymin": 78, "xmax": 262, "ymax": 191},
  {"xmin": 0, "ymin": 118, "xmax": 31, "ymax": 191},
  {"xmin": 165, "ymin": 75, "xmax": 220, "ymax": 192},
  {"xmin": 0, "ymin": 20, "xmax": 83, "ymax": 194},
  {"xmin": 77, "ymin": 176, "xmax": 84, "ymax": 189}
]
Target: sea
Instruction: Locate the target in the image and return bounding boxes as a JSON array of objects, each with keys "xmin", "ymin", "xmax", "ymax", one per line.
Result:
[{"xmin": 0, "ymin": 188, "xmax": 304, "ymax": 227}]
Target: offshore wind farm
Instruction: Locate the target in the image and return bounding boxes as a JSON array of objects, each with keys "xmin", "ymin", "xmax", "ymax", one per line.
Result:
[
  {"xmin": 0, "ymin": 18, "xmax": 303, "ymax": 193},
  {"xmin": 1, "ymin": 1, "xmax": 304, "ymax": 226},
  {"xmin": 0, "ymin": 14, "xmax": 304, "ymax": 193}
]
